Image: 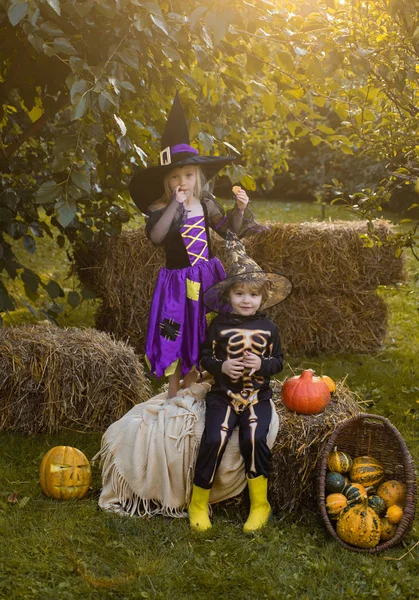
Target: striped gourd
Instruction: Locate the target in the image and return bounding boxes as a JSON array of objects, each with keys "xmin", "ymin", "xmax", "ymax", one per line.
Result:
[
  {"xmin": 368, "ymin": 494, "xmax": 387, "ymax": 517},
  {"xmin": 326, "ymin": 493, "xmax": 348, "ymax": 519},
  {"xmin": 344, "ymin": 483, "xmax": 368, "ymax": 505},
  {"xmin": 349, "ymin": 456, "xmax": 384, "ymax": 487},
  {"xmin": 337, "ymin": 502, "xmax": 381, "ymax": 549},
  {"xmin": 327, "ymin": 449, "xmax": 353, "ymax": 474}
]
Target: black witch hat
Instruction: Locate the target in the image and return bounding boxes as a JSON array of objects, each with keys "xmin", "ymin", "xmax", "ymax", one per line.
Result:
[{"xmin": 129, "ymin": 93, "xmax": 236, "ymax": 212}]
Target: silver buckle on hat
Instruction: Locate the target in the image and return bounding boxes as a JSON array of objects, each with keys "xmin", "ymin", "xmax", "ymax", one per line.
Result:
[{"xmin": 160, "ymin": 146, "xmax": 171, "ymax": 165}]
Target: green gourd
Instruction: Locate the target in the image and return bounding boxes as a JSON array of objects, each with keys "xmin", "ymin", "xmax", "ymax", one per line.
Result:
[
  {"xmin": 368, "ymin": 494, "xmax": 387, "ymax": 517},
  {"xmin": 325, "ymin": 472, "xmax": 346, "ymax": 494}
]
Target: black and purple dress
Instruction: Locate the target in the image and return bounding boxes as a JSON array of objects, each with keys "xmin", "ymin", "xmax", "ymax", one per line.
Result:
[{"xmin": 144, "ymin": 192, "xmax": 264, "ymax": 379}]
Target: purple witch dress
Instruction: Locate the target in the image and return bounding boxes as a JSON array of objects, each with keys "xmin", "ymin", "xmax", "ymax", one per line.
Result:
[
  {"xmin": 144, "ymin": 192, "xmax": 266, "ymax": 379},
  {"xmin": 145, "ymin": 215, "xmax": 225, "ymax": 378}
]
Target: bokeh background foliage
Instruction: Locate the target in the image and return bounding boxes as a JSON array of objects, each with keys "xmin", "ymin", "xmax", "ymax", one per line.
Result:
[{"xmin": 1, "ymin": 0, "xmax": 419, "ymax": 321}]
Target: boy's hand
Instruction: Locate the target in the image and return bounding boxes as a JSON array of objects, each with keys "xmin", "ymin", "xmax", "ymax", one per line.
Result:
[
  {"xmin": 243, "ymin": 351, "xmax": 262, "ymax": 376},
  {"xmin": 222, "ymin": 358, "xmax": 244, "ymax": 379},
  {"xmin": 233, "ymin": 187, "xmax": 249, "ymax": 213}
]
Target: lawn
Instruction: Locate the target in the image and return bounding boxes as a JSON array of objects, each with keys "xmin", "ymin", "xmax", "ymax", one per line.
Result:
[{"xmin": 0, "ymin": 199, "xmax": 418, "ymax": 599}]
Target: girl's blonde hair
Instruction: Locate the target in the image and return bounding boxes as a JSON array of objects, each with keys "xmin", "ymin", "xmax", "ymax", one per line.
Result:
[{"xmin": 149, "ymin": 165, "xmax": 206, "ymax": 211}]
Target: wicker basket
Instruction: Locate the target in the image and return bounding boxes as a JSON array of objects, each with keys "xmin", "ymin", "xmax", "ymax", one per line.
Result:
[{"xmin": 317, "ymin": 413, "xmax": 417, "ymax": 553}]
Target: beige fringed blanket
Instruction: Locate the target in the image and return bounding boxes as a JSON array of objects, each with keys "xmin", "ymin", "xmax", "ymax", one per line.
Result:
[{"xmin": 94, "ymin": 382, "xmax": 279, "ymax": 518}]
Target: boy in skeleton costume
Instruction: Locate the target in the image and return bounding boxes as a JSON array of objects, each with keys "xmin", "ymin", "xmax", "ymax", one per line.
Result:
[{"xmin": 189, "ymin": 234, "xmax": 292, "ymax": 532}]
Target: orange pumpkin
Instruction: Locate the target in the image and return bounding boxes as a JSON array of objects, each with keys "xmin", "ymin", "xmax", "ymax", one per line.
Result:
[
  {"xmin": 281, "ymin": 369, "xmax": 331, "ymax": 415},
  {"xmin": 40, "ymin": 446, "xmax": 92, "ymax": 500}
]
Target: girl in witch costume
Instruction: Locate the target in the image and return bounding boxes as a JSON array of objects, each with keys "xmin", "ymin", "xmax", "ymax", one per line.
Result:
[
  {"xmin": 129, "ymin": 93, "xmax": 264, "ymax": 398},
  {"xmin": 188, "ymin": 234, "xmax": 292, "ymax": 532}
]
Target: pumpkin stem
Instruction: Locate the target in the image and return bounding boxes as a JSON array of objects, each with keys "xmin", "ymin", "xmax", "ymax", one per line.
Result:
[{"xmin": 300, "ymin": 370, "xmax": 314, "ymax": 380}]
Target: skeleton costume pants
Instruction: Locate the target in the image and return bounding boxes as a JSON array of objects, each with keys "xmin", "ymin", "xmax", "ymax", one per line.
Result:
[{"xmin": 193, "ymin": 393, "xmax": 272, "ymax": 489}]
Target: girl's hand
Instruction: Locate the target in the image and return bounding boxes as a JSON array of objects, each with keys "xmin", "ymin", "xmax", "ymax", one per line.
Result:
[
  {"xmin": 243, "ymin": 351, "xmax": 261, "ymax": 376},
  {"xmin": 222, "ymin": 358, "xmax": 244, "ymax": 379},
  {"xmin": 173, "ymin": 186, "xmax": 188, "ymax": 205},
  {"xmin": 234, "ymin": 188, "xmax": 249, "ymax": 213}
]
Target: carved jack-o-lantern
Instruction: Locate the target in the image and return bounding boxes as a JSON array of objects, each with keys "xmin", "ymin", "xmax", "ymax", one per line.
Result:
[{"xmin": 40, "ymin": 446, "xmax": 92, "ymax": 500}]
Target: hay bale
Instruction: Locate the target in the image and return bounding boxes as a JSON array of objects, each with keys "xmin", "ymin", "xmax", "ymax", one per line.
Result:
[
  {"xmin": 244, "ymin": 219, "xmax": 405, "ymax": 294},
  {"xmin": 0, "ymin": 325, "xmax": 152, "ymax": 435},
  {"xmin": 269, "ymin": 378, "xmax": 361, "ymax": 513},
  {"xmin": 271, "ymin": 291, "xmax": 388, "ymax": 355},
  {"xmin": 73, "ymin": 219, "xmax": 404, "ymax": 356}
]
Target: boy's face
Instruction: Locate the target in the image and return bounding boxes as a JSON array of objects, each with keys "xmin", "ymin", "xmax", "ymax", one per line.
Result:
[
  {"xmin": 229, "ymin": 282, "xmax": 262, "ymax": 316},
  {"xmin": 167, "ymin": 166, "xmax": 197, "ymax": 198}
]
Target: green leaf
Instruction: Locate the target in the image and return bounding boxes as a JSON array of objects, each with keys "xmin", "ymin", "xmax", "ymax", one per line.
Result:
[
  {"xmin": 317, "ymin": 124, "xmax": 335, "ymax": 135},
  {"xmin": 198, "ymin": 132, "xmax": 214, "ymax": 152},
  {"xmin": 0, "ymin": 282, "xmax": 15, "ymax": 312},
  {"xmin": 118, "ymin": 48, "xmax": 140, "ymax": 70},
  {"xmin": 23, "ymin": 235, "xmax": 36, "ymax": 254},
  {"xmin": 45, "ymin": 281, "xmax": 65, "ymax": 299},
  {"xmin": 262, "ymin": 94, "xmax": 277, "ymax": 117},
  {"xmin": 8, "ymin": 1, "xmax": 28, "ymax": 26},
  {"xmin": 162, "ymin": 46, "xmax": 181, "ymax": 61},
  {"xmin": 71, "ymin": 95, "xmax": 88, "ymax": 120},
  {"xmin": 150, "ymin": 14, "xmax": 169, "ymax": 35},
  {"xmin": 275, "ymin": 51, "xmax": 294, "ymax": 72},
  {"xmin": 55, "ymin": 198, "xmax": 77, "ymax": 228},
  {"xmin": 223, "ymin": 141, "xmax": 240, "ymax": 155},
  {"xmin": 120, "ymin": 81, "xmax": 136, "ymax": 92},
  {"xmin": 188, "ymin": 6, "xmax": 208, "ymax": 29},
  {"xmin": 310, "ymin": 135, "xmax": 323, "ymax": 146},
  {"xmin": 114, "ymin": 115, "xmax": 127, "ymax": 136},
  {"xmin": 71, "ymin": 171, "xmax": 90, "ymax": 194},
  {"xmin": 53, "ymin": 37, "xmax": 77, "ymax": 55},
  {"xmin": 36, "ymin": 181, "xmax": 61, "ymax": 204},
  {"xmin": 240, "ymin": 174, "xmax": 256, "ymax": 191},
  {"xmin": 81, "ymin": 287, "xmax": 97, "ymax": 299},
  {"xmin": 46, "ymin": 0, "xmax": 61, "ymax": 15},
  {"xmin": 70, "ymin": 79, "xmax": 88, "ymax": 102},
  {"xmin": 67, "ymin": 291, "xmax": 81, "ymax": 307},
  {"xmin": 21, "ymin": 269, "xmax": 39, "ymax": 293},
  {"xmin": 246, "ymin": 54, "xmax": 264, "ymax": 75},
  {"xmin": 286, "ymin": 121, "xmax": 301, "ymax": 136}
]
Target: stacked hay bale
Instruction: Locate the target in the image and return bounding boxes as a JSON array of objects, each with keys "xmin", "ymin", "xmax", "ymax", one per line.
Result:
[
  {"xmin": 245, "ymin": 220, "xmax": 404, "ymax": 354},
  {"xmin": 0, "ymin": 326, "xmax": 152, "ymax": 434},
  {"xmin": 268, "ymin": 378, "xmax": 360, "ymax": 513},
  {"xmin": 74, "ymin": 219, "xmax": 405, "ymax": 356}
]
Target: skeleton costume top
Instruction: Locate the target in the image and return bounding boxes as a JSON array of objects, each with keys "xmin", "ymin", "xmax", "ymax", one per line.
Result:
[{"xmin": 200, "ymin": 310, "xmax": 283, "ymax": 413}]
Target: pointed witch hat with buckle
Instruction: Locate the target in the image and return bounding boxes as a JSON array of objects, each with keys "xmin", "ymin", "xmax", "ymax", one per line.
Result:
[
  {"xmin": 129, "ymin": 92, "xmax": 236, "ymax": 213},
  {"xmin": 204, "ymin": 232, "xmax": 293, "ymax": 313}
]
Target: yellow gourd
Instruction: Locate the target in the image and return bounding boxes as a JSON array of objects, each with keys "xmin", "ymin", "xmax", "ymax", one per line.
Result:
[
  {"xmin": 377, "ymin": 480, "xmax": 406, "ymax": 508},
  {"xmin": 326, "ymin": 493, "xmax": 348, "ymax": 519},
  {"xmin": 327, "ymin": 448, "xmax": 353, "ymax": 474},
  {"xmin": 336, "ymin": 502, "xmax": 381, "ymax": 548},
  {"xmin": 386, "ymin": 504, "xmax": 403, "ymax": 525},
  {"xmin": 349, "ymin": 456, "xmax": 384, "ymax": 487},
  {"xmin": 380, "ymin": 517, "xmax": 397, "ymax": 541}
]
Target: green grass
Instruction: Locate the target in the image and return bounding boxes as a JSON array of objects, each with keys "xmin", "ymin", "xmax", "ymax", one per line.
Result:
[{"xmin": 1, "ymin": 199, "xmax": 418, "ymax": 599}]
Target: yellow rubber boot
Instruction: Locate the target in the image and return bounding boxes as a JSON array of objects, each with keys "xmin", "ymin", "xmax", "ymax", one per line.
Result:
[
  {"xmin": 243, "ymin": 475, "xmax": 272, "ymax": 533},
  {"xmin": 188, "ymin": 485, "xmax": 212, "ymax": 532}
]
